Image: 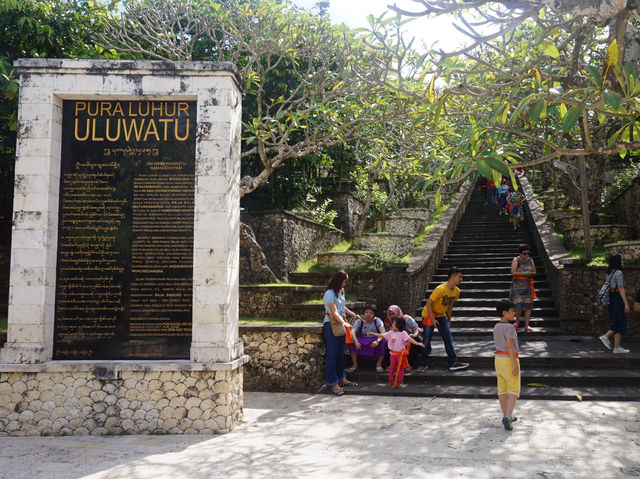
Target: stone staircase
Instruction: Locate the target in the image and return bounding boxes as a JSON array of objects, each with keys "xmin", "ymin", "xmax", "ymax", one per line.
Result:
[{"xmin": 344, "ymin": 189, "xmax": 640, "ymax": 400}]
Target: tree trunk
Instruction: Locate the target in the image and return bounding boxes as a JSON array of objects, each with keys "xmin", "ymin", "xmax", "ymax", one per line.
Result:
[
  {"xmin": 354, "ymin": 169, "xmax": 375, "ymax": 238},
  {"xmin": 577, "ymin": 156, "xmax": 592, "ymax": 261}
]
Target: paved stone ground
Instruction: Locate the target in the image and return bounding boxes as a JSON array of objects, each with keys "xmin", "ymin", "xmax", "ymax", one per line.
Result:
[{"xmin": 0, "ymin": 392, "xmax": 638, "ymax": 478}]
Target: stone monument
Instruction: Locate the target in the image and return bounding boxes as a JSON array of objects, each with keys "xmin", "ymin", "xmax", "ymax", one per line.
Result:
[{"xmin": 0, "ymin": 59, "xmax": 247, "ymax": 436}]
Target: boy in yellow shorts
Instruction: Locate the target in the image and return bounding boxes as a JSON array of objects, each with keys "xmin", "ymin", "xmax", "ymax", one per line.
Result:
[{"xmin": 494, "ymin": 299, "xmax": 520, "ymax": 431}]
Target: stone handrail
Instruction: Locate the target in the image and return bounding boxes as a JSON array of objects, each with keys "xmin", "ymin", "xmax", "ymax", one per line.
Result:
[{"xmin": 405, "ymin": 180, "xmax": 474, "ymax": 313}]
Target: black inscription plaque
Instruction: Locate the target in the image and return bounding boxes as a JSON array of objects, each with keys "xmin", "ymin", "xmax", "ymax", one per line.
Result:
[{"xmin": 53, "ymin": 100, "xmax": 196, "ymax": 359}]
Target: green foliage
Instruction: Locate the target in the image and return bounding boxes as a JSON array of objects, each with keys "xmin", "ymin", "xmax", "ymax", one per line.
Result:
[
  {"xmin": 329, "ymin": 240, "xmax": 352, "ymax": 253},
  {"xmin": 364, "ymin": 250, "xmax": 404, "ymax": 271},
  {"xmin": 602, "ymin": 160, "xmax": 640, "ymax": 204},
  {"xmin": 0, "ymin": 0, "xmax": 118, "ymax": 243},
  {"xmin": 298, "ymin": 195, "xmax": 338, "ymax": 227}
]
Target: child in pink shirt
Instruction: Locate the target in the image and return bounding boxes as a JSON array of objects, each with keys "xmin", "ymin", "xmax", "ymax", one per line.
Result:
[{"xmin": 369, "ymin": 316, "xmax": 424, "ymax": 387}]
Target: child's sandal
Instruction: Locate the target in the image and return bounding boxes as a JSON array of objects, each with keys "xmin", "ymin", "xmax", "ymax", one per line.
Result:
[{"xmin": 502, "ymin": 416, "xmax": 513, "ymax": 431}]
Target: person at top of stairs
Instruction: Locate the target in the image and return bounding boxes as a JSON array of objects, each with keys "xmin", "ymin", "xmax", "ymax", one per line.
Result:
[
  {"xmin": 510, "ymin": 243, "xmax": 536, "ymax": 332},
  {"xmin": 418, "ymin": 267, "xmax": 470, "ymax": 372}
]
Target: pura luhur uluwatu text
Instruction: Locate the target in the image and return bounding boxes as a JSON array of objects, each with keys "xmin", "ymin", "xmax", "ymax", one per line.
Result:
[{"xmin": 73, "ymin": 100, "xmax": 192, "ymax": 142}]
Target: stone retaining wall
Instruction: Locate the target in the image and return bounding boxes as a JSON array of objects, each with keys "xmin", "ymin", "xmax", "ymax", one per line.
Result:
[
  {"xmin": 239, "ymin": 285, "xmax": 323, "ymax": 318},
  {"xmin": 604, "ymin": 241, "xmax": 640, "ymax": 262},
  {"xmin": 242, "ymin": 210, "xmax": 343, "ymax": 279},
  {"xmin": 399, "ymin": 208, "xmax": 433, "ymax": 221},
  {"xmin": 317, "ymin": 251, "xmax": 370, "ymax": 269},
  {"xmin": 240, "ymin": 325, "xmax": 325, "ymax": 392},
  {"xmin": 352, "ymin": 233, "xmax": 414, "ymax": 257},
  {"xmin": 563, "ymin": 225, "xmax": 633, "ymax": 249},
  {"xmin": 377, "ymin": 217, "xmax": 427, "ymax": 236},
  {"xmin": 0, "ymin": 361, "xmax": 244, "ymax": 436},
  {"xmin": 611, "ymin": 176, "xmax": 640, "ymax": 237},
  {"xmin": 289, "ymin": 181, "xmax": 473, "ymax": 317},
  {"xmin": 521, "ymin": 175, "xmax": 640, "ymax": 338},
  {"xmin": 329, "ymin": 192, "xmax": 365, "ymax": 239},
  {"xmin": 558, "ymin": 261, "xmax": 640, "ymax": 339}
]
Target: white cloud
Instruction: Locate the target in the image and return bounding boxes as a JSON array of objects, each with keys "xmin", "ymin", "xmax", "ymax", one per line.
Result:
[{"xmin": 290, "ymin": 0, "xmax": 471, "ymax": 51}]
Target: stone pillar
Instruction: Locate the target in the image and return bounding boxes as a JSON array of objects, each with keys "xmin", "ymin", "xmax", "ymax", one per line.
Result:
[
  {"xmin": 1, "ymin": 58, "xmax": 244, "ymax": 364},
  {"xmin": 190, "ymin": 73, "xmax": 243, "ymax": 362}
]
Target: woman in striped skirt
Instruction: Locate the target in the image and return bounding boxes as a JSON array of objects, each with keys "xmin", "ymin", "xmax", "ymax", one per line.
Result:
[{"xmin": 510, "ymin": 243, "xmax": 536, "ymax": 332}]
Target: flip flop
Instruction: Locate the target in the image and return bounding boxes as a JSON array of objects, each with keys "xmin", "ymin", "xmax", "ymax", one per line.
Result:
[
  {"xmin": 341, "ymin": 381, "xmax": 358, "ymax": 387},
  {"xmin": 346, "ymin": 367, "xmax": 357, "ymax": 373},
  {"xmin": 330, "ymin": 385, "xmax": 344, "ymax": 396},
  {"xmin": 502, "ymin": 416, "xmax": 513, "ymax": 431}
]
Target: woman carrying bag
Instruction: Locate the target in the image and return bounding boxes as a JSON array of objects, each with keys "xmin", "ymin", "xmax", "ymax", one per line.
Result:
[
  {"xmin": 599, "ymin": 254, "xmax": 631, "ymax": 354},
  {"xmin": 323, "ymin": 270, "xmax": 359, "ymax": 395}
]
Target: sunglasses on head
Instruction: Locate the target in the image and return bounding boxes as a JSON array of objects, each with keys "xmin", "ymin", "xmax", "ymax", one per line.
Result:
[{"xmin": 522, "ymin": 251, "xmax": 530, "ymax": 255}]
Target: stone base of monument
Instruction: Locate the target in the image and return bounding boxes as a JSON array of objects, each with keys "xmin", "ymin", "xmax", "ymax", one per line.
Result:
[{"xmin": 0, "ymin": 359, "xmax": 246, "ymax": 436}]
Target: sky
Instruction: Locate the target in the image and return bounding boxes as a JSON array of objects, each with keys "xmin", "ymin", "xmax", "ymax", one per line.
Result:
[{"xmin": 289, "ymin": 0, "xmax": 472, "ymax": 52}]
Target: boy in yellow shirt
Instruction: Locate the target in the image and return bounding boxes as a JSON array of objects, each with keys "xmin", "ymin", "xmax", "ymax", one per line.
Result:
[{"xmin": 419, "ymin": 267, "xmax": 470, "ymax": 371}]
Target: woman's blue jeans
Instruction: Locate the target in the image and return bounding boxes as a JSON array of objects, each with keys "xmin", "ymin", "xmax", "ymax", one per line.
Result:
[{"xmin": 323, "ymin": 322, "xmax": 346, "ymax": 386}]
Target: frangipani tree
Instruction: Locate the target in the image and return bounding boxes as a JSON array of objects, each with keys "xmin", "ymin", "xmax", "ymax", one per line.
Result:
[
  {"xmin": 100, "ymin": 0, "xmax": 421, "ymax": 199},
  {"xmin": 361, "ymin": 0, "xmax": 640, "ymax": 257}
]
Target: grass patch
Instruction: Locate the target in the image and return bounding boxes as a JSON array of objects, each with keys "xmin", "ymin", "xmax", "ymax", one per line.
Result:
[
  {"xmin": 239, "ymin": 316, "xmax": 319, "ymax": 325},
  {"xmin": 567, "ymin": 248, "xmax": 607, "ymax": 266},
  {"xmin": 295, "ymin": 258, "xmax": 336, "ymax": 274},
  {"xmin": 0, "ymin": 317, "xmax": 6, "ymax": 332},
  {"xmin": 412, "ymin": 201, "xmax": 451, "ymax": 247},
  {"xmin": 329, "ymin": 240, "xmax": 352, "ymax": 253},
  {"xmin": 302, "ymin": 299, "xmax": 324, "ymax": 305}
]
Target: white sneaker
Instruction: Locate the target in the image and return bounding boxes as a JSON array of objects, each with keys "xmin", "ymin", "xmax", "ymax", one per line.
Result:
[
  {"xmin": 613, "ymin": 347, "xmax": 630, "ymax": 354},
  {"xmin": 599, "ymin": 335, "xmax": 612, "ymax": 350}
]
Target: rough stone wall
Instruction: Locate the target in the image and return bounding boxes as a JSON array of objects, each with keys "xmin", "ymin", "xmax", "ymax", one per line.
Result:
[
  {"xmin": 241, "ymin": 326, "xmax": 325, "ymax": 392},
  {"xmin": 521, "ymin": 175, "xmax": 640, "ymax": 337},
  {"xmin": 378, "ymin": 217, "xmax": 427, "ymax": 236},
  {"xmin": 0, "ymin": 365, "xmax": 243, "ymax": 436},
  {"xmin": 558, "ymin": 262, "xmax": 640, "ymax": 338},
  {"xmin": 317, "ymin": 252, "xmax": 369, "ymax": 269},
  {"xmin": 289, "ymin": 267, "xmax": 410, "ymax": 319},
  {"xmin": 353, "ymin": 233, "xmax": 414, "ymax": 257},
  {"xmin": 288, "ymin": 182, "xmax": 474, "ymax": 316},
  {"xmin": 604, "ymin": 241, "xmax": 640, "ymax": 262},
  {"xmin": 330, "ymin": 192, "xmax": 365, "ymax": 239},
  {"xmin": 563, "ymin": 225, "xmax": 632, "ymax": 249},
  {"xmin": 242, "ymin": 211, "xmax": 342, "ymax": 279},
  {"xmin": 611, "ymin": 176, "xmax": 640, "ymax": 237},
  {"xmin": 239, "ymin": 285, "xmax": 323, "ymax": 317},
  {"xmin": 239, "ymin": 223, "xmax": 278, "ymax": 284}
]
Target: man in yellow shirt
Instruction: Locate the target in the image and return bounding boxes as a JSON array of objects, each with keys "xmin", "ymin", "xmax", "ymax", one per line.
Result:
[{"xmin": 418, "ymin": 266, "xmax": 470, "ymax": 371}]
